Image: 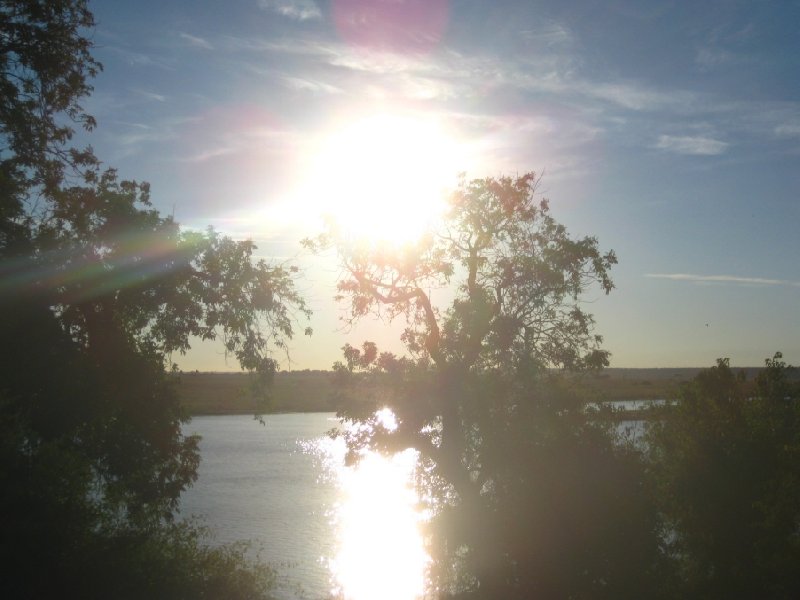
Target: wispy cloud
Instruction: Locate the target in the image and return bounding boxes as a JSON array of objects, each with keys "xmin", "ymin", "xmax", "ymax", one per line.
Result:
[
  {"xmin": 105, "ymin": 46, "xmax": 175, "ymax": 70},
  {"xmin": 258, "ymin": 0, "xmax": 321, "ymax": 21},
  {"xmin": 282, "ymin": 76, "xmax": 342, "ymax": 95},
  {"xmin": 695, "ymin": 20, "xmax": 756, "ymax": 73},
  {"xmin": 646, "ymin": 273, "xmax": 800, "ymax": 287},
  {"xmin": 160, "ymin": 20, "xmax": 796, "ymax": 179},
  {"xmin": 132, "ymin": 88, "xmax": 167, "ymax": 102},
  {"xmin": 583, "ymin": 82, "xmax": 694, "ymax": 112},
  {"xmin": 179, "ymin": 146, "xmax": 237, "ymax": 163},
  {"xmin": 222, "ymin": 28, "xmax": 685, "ymax": 108},
  {"xmin": 655, "ymin": 134, "xmax": 729, "ymax": 155},
  {"xmin": 174, "ymin": 116, "xmax": 301, "ymax": 164},
  {"xmin": 116, "ymin": 128, "xmax": 166, "ymax": 147},
  {"xmin": 111, "ymin": 120, "xmax": 151, "ymax": 130},
  {"xmin": 179, "ymin": 32, "xmax": 213, "ymax": 50},
  {"xmin": 518, "ymin": 22, "xmax": 575, "ymax": 49},
  {"xmin": 250, "ymin": 33, "xmax": 704, "ymax": 116},
  {"xmin": 100, "ymin": 121, "xmax": 177, "ymax": 161},
  {"xmin": 695, "ymin": 47, "xmax": 733, "ymax": 70},
  {"xmin": 775, "ymin": 122, "xmax": 800, "ymax": 137}
]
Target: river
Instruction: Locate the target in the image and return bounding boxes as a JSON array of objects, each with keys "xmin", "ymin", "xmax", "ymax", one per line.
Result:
[
  {"xmin": 180, "ymin": 414, "xmax": 341, "ymax": 600},
  {"xmin": 180, "ymin": 407, "xmax": 652, "ymax": 600},
  {"xmin": 180, "ymin": 413, "xmax": 429, "ymax": 600}
]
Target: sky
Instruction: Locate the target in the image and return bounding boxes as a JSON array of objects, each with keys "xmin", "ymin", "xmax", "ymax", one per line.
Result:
[{"xmin": 83, "ymin": 0, "xmax": 800, "ymax": 371}]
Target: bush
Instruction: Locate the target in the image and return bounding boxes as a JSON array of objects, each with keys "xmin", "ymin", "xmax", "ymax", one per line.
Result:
[{"xmin": 646, "ymin": 355, "xmax": 800, "ymax": 599}]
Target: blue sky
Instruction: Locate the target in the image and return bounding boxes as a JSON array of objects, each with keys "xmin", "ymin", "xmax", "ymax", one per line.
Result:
[{"xmin": 85, "ymin": 0, "xmax": 800, "ymax": 370}]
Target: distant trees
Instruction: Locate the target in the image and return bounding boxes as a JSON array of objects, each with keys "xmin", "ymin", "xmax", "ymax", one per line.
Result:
[
  {"xmin": 0, "ymin": 1, "xmax": 307, "ymax": 597},
  {"xmin": 647, "ymin": 354, "xmax": 800, "ymax": 598}
]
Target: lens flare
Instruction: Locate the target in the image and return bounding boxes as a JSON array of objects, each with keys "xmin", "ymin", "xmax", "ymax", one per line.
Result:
[{"xmin": 332, "ymin": 0, "xmax": 450, "ymax": 54}]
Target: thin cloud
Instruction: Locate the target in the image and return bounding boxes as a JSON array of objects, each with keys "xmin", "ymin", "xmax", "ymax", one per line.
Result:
[
  {"xmin": 112, "ymin": 120, "xmax": 151, "ymax": 130},
  {"xmin": 258, "ymin": 0, "xmax": 321, "ymax": 21},
  {"xmin": 775, "ymin": 122, "xmax": 800, "ymax": 137},
  {"xmin": 226, "ymin": 32, "xmax": 696, "ymax": 112},
  {"xmin": 282, "ymin": 76, "xmax": 342, "ymax": 95},
  {"xmin": 179, "ymin": 32, "xmax": 213, "ymax": 50},
  {"xmin": 695, "ymin": 47, "xmax": 733, "ymax": 70},
  {"xmin": 646, "ymin": 273, "xmax": 800, "ymax": 287},
  {"xmin": 655, "ymin": 134, "xmax": 729, "ymax": 155},
  {"xmin": 180, "ymin": 146, "xmax": 237, "ymax": 163},
  {"xmin": 209, "ymin": 25, "xmax": 799, "ymax": 166},
  {"xmin": 518, "ymin": 23, "xmax": 573, "ymax": 48},
  {"xmin": 105, "ymin": 46, "xmax": 175, "ymax": 70},
  {"xmin": 584, "ymin": 82, "xmax": 693, "ymax": 111},
  {"xmin": 117, "ymin": 129, "xmax": 171, "ymax": 147},
  {"xmin": 132, "ymin": 88, "xmax": 167, "ymax": 102},
  {"xmin": 176, "ymin": 123, "xmax": 301, "ymax": 164}
]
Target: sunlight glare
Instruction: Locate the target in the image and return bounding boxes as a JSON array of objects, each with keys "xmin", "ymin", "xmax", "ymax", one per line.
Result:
[
  {"xmin": 330, "ymin": 447, "xmax": 429, "ymax": 600},
  {"xmin": 308, "ymin": 114, "xmax": 459, "ymax": 246},
  {"xmin": 375, "ymin": 406, "xmax": 399, "ymax": 431}
]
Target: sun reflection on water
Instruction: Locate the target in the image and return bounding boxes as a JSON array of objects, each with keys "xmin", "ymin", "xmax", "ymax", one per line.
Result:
[
  {"xmin": 331, "ymin": 448, "xmax": 429, "ymax": 600},
  {"xmin": 311, "ymin": 414, "xmax": 430, "ymax": 600}
]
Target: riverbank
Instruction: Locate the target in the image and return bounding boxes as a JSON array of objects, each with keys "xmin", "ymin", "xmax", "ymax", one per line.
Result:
[
  {"xmin": 176, "ymin": 368, "xmax": 733, "ymax": 416},
  {"xmin": 178, "ymin": 371, "xmax": 334, "ymax": 415}
]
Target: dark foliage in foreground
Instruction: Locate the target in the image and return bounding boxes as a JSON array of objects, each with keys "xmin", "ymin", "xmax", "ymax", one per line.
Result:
[
  {"xmin": 0, "ymin": 297, "xmax": 280, "ymax": 599},
  {"xmin": 647, "ymin": 354, "xmax": 800, "ymax": 599},
  {"xmin": 0, "ymin": 1, "xmax": 305, "ymax": 597}
]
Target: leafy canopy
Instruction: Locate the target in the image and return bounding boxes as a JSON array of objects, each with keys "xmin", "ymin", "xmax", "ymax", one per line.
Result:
[
  {"xmin": 647, "ymin": 354, "xmax": 800, "ymax": 599},
  {"xmin": 0, "ymin": 1, "xmax": 307, "ymax": 597},
  {"xmin": 308, "ymin": 173, "xmax": 629, "ymax": 596},
  {"xmin": 311, "ymin": 173, "xmax": 616, "ymax": 375}
]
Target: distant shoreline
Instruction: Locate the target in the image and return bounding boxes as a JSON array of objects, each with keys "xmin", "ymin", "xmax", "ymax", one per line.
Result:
[
  {"xmin": 177, "ymin": 371, "xmax": 335, "ymax": 416},
  {"xmin": 178, "ymin": 368, "xmax": 768, "ymax": 417}
]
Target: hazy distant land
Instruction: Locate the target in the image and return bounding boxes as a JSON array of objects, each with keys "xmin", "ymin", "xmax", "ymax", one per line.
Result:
[{"xmin": 177, "ymin": 368, "xmax": 773, "ymax": 416}]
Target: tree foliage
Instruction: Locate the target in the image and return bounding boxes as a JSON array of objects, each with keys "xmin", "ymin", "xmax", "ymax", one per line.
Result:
[
  {"xmin": 306, "ymin": 173, "xmax": 666, "ymax": 597},
  {"xmin": 315, "ymin": 173, "xmax": 616, "ymax": 372},
  {"xmin": 0, "ymin": 1, "xmax": 307, "ymax": 596},
  {"xmin": 647, "ymin": 354, "xmax": 800, "ymax": 598},
  {"xmin": 0, "ymin": 0, "xmax": 100, "ymax": 237}
]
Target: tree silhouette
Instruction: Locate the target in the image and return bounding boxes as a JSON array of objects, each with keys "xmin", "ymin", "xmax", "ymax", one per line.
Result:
[
  {"xmin": 647, "ymin": 355, "xmax": 800, "ymax": 598},
  {"xmin": 0, "ymin": 1, "xmax": 308, "ymax": 596},
  {"xmin": 307, "ymin": 174, "xmax": 669, "ymax": 597}
]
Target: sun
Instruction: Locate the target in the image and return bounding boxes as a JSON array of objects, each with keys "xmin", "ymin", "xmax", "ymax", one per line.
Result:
[{"xmin": 306, "ymin": 113, "xmax": 460, "ymax": 246}]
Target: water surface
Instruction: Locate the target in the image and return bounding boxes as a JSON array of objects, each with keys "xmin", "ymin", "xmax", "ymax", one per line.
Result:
[
  {"xmin": 180, "ymin": 413, "xmax": 340, "ymax": 600},
  {"xmin": 180, "ymin": 413, "xmax": 429, "ymax": 600},
  {"xmin": 180, "ymin": 406, "xmax": 654, "ymax": 599}
]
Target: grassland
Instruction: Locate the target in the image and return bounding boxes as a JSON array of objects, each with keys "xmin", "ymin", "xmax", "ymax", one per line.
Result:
[
  {"xmin": 177, "ymin": 368, "xmax": 725, "ymax": 416},
  {"xmin": 177, "ymin": 371, "xmax": 335, "ymax": 415}
]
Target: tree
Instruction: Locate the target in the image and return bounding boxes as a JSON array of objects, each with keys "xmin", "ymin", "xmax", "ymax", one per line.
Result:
[
  {"xmin": 317, "ymin": 173, "xmax": 615, "ymax": 373},
  {"xmin": 0, "ymin": 1, "xmax": 309, "ymax": 596},
  {"xmin": 305, "ymin": 173, "xmax": 667, "ymax": 597},
  {"xmin": 647, "ymin": 355, "xmax": 800, "ymax": 599},
  {"xmin": 0, "ymin": 0, "xmax": 100, "ymax": 246}
]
